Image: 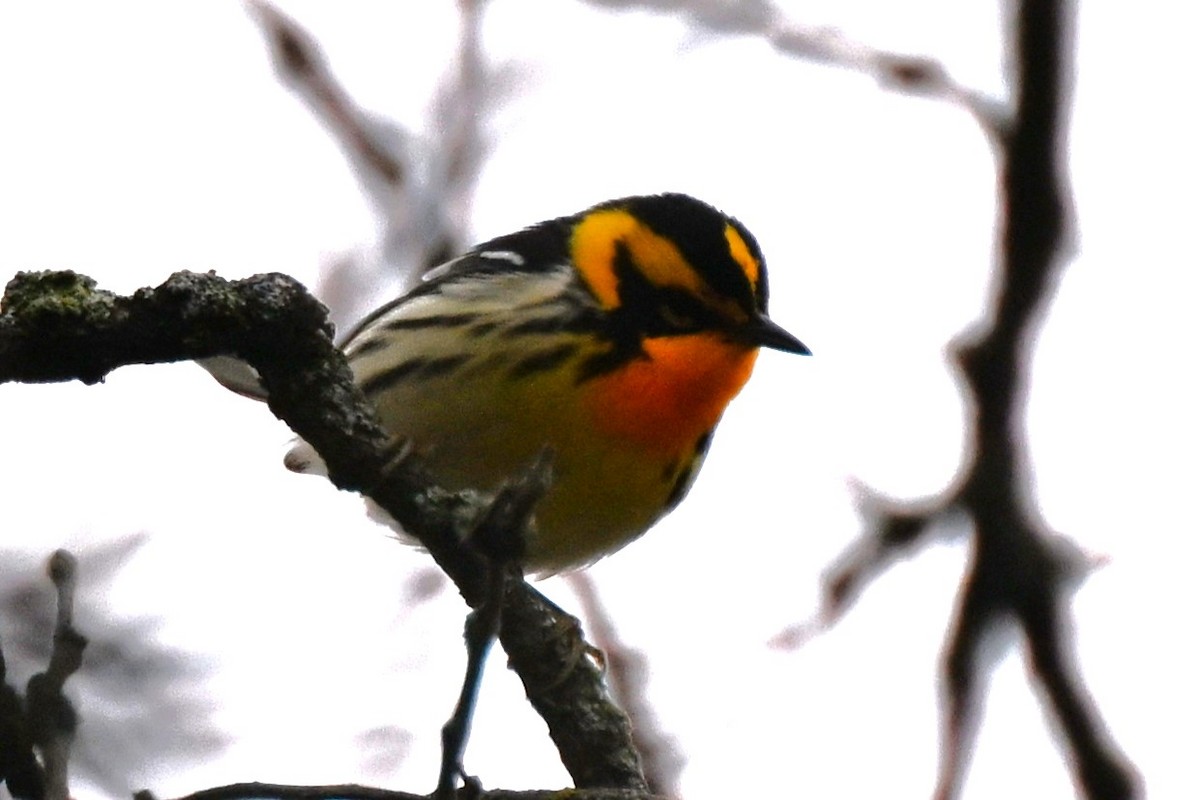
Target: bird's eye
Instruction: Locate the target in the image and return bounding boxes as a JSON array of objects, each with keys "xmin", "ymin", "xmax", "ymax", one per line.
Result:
[
  {"xmin": 654, "ymin": 294, "xmax": 707, "ymax": 333},
  {"xmin": 658, "ymin": 304, "xmax": 696, "ymax": 331}
]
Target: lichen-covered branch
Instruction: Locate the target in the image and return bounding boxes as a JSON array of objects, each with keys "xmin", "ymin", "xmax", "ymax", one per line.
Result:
[{"xmin": 0, "ymin": 269, "xmax": 646, "ymax": 793}]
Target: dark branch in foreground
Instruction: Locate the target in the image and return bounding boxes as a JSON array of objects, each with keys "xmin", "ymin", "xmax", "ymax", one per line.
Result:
[
  {"xmin": 0, "ymin": 551, "xmax": 88, "ymax": 800},
  {"xmin": 814, "ymin": 1, "xmax": 1140, "ymax": 799},
  {"xmin": 0, "ymin": 269, "xmax": 646, "ymax": 794},
  {"xmin": 144, "ymin": 782, "xmax": 662, "ymax": 800},
  {"xmin": 0, "ymin": 649, "xmax": 43, "ymax": 800}
]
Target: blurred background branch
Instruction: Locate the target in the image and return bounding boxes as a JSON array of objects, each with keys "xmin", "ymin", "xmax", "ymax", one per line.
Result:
[{"xmin": 813, "ymin": 1, "xmax": 1140, "ymax": 798}]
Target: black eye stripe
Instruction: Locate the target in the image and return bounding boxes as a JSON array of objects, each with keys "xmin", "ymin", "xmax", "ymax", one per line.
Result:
[
  {"xmin": 609, "ymin": 243, "xmax": 722, "ymax": 336},
  {"xmin": 659, "ymin": 288, "xmax": 712, "ymax": 317},
  {"xmin": 611, "ymin": 242, "xmax": 659, "ymax": 317}
]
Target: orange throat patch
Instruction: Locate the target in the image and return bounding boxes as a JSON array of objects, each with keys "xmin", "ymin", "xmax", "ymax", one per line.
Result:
[{"xmin": 586, "ymin": 334, "xmax": 759, "ymax": 454}]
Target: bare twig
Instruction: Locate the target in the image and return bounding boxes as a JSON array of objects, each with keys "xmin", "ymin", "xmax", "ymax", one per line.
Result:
[
  {"xmin": 0, "ymin": 609, "xmax": 46, "ymax": 800},
  {"xmin": 820, "ymin": 485, "xmax": 961, "ymax": 622},
  {"xmin": 425, "ymin": 0, "xmax": 491, "ymax": 260},
  {"xmin": 567, "ymin": 573, "xmax": 683, "ymax": 798},
  {"xmin": 246, "ymin": 0, "xmax": 471, "ymax": 316},
  {"xmin": 582, "ymin": 0, "xmax": 1006, "ymax": 133},
  {"xmin": 247, "ymin": 1, "xmax": 407, "ymax": 198},
  {"xmin": 20, "ymin": 551, "xmax": 87, "ymax": 800},
  {"xmin": 1, "ymin": 537, "xmax": 222, "ymax": 795}
]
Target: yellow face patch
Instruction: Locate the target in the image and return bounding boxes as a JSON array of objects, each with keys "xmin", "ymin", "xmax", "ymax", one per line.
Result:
[
  {"xmin": 570, "ymin": 209, "xmax": 708, "ymax": 310},
  {"xmin": 724, "ymin": 223, "xmax": 760, "ymax": 291}
]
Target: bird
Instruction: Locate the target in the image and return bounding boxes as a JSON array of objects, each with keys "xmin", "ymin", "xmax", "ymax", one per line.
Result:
[{"xmin": 205, "ymin": 193, "xmax": 809, "ymax": 574}]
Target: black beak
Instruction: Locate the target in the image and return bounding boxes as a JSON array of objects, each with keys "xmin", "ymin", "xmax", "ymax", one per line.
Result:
[{"xmin": 742, "ymin": 314, "xmax": 811, "ymax": 355}]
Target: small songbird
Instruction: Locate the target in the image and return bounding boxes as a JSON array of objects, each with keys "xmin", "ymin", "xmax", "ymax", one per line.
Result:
[{"xmin": 207, "ymin": 193, "xmax": 809, "ymax": 573}]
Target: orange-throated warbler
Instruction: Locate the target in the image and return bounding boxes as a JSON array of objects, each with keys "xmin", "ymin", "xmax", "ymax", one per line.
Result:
[{"xmin": 206, "ymin": 193, "xmax": 809, "ymax": 573}]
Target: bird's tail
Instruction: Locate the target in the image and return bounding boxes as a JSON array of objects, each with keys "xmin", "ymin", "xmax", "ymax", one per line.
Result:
[{"xmin": 197, "ymin": 356, "xmax": 270, "ymax": 401}]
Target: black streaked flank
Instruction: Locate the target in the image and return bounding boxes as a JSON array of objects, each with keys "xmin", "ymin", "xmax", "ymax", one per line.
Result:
[
  {"xmin": 382, "ymin": 312, "xmax": 482, "ymax": 331},
  {"xmin": 417, "ymin": 354, "xmax": 472, "ymax": 378},
  {"xmin": 346, "ymin": 337, "xmax": 390, "ymax": 358},
  {"xmin": 361, "ymin": 359, "xmax": 423, "ymax": 395},
  {"xmin": 501, "ymin": 312, "xmax": 602, "ymax": 338},
  {"xmin": 361, "ymin": 354, "xmax": 471, "ymax": 396},
  {"xmin": 467, "ymin": 320, "xmax": 502, "ymax": 338},
  {"xmin": 502, "ymin": 316, "xmax": 566, "ymax": 337},
  {"xmin": 507, "ymin": 343, "xmax": 580, "ymax": 380},
  {"xmin": 663, "ymin": 429, "xmax": 714, "ymax": 512}
]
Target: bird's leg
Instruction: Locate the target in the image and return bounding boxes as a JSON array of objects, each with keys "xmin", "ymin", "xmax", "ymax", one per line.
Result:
[{"xmin": 434, "ymin": 448, "xmax": 554, "ymax": 799}]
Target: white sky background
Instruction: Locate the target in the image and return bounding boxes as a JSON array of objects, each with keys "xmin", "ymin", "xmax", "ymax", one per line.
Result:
[{"xmin": 0, "ymin": 2, "xmax": 1197, "ymax": 799}]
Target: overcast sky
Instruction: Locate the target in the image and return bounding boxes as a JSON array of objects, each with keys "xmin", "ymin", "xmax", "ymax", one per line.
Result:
[{"xmin": 1, "ymin": 2, "xmax": 1197, "ymax": 799}]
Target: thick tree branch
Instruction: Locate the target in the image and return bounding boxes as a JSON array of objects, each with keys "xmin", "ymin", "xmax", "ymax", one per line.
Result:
[
  {"xmin": 151, "ymin": 782, "xmax": 664, "ymax": 800},
  {"xmin": 0, "ymin": 269, "xmax": 646, "ymax": 793}
]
